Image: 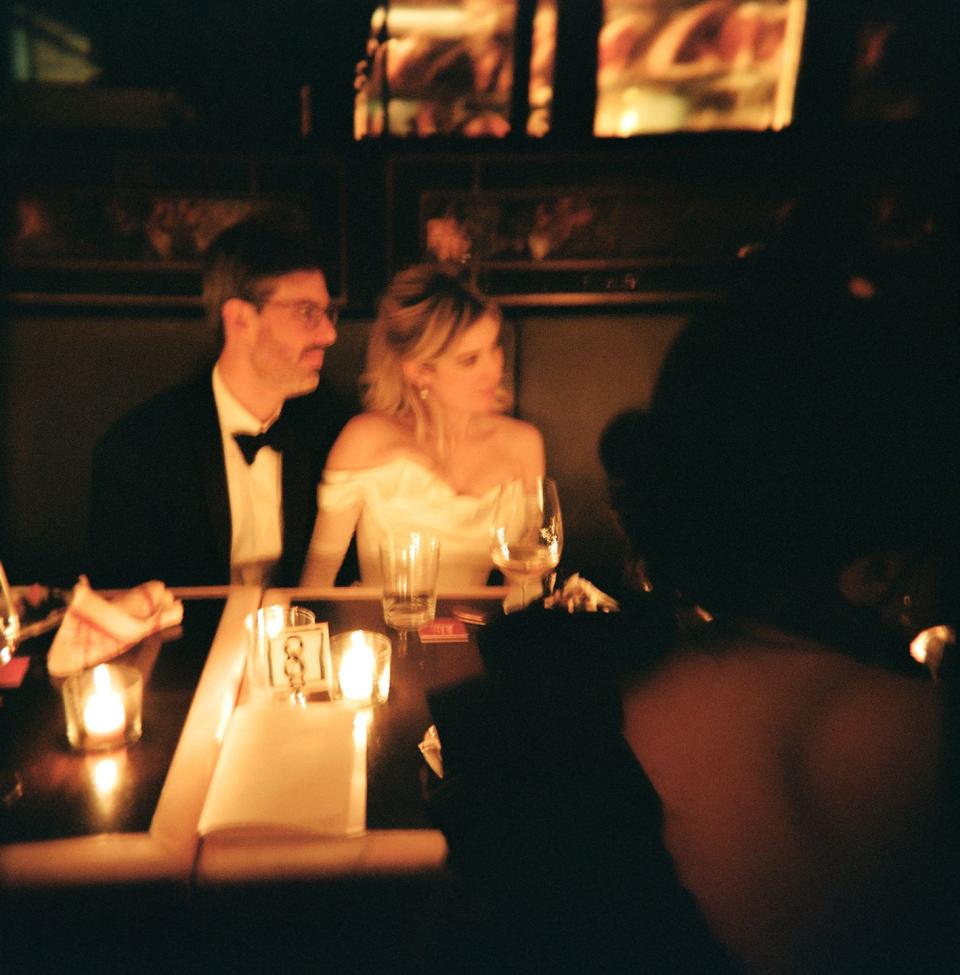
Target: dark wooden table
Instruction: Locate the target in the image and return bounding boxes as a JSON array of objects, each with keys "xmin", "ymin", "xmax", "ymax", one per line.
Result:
[
  {"xmin": 1, "ymin": 586, "xmax": 504, "ymax": 974},
  {"xmin": 195, "ymin": 587, "xmax": 507, "ymax": 885},
  {"xmin": 0, "ymin": 598, "xmax": 222, "ymax": 843},
  {"xmin": 190, "ymin": 587, "xmax": 507, "ymax": 975},
  {"xmin": 1, "ymin": 588, "xmax": 262, "ymax": 972},
  {"xmin": 0, "ymin": 587, "xmax": 258, "ymax": 889},
  {"xmin": 302, "ymin": 592, "xmax": 497, "ymax": 829}
]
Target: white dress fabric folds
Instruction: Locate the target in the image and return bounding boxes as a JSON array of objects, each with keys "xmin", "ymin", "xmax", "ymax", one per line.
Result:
[{"xmin": 318, "ymin": 457, "xmax": 502, "ymax": 588}]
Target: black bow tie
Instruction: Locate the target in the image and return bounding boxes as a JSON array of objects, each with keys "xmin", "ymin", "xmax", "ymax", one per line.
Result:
[{"xmin": 233, "ymin": 424, "xmax": 285, "ymax": 465}]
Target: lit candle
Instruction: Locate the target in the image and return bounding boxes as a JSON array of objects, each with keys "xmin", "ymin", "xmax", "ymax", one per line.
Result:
[
  {"xmin": 910, "ymin": 625, "xmax": 955, "ymax": 680},
  {"xmin": 82, "ymin": 664, "xmax": 126, "ymax": 745},
  {"xmin": 339, "ymin": 631, "xmax": 376, "ymax": 702}
]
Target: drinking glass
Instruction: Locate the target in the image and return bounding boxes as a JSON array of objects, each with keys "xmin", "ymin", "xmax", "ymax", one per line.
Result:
[
  {"xmin": 245, "ymin": 605, "xmax": 321, "ymax": 706},
  {"xmin": 0, "ymin": 560, "xmax": 20, "ymax": 667},
  {"xmin": 1, "ymin": 560, "xmax": 23, "ymax": 807},
  {"xmin": 380, "ymin": 532, "xmax": 441, "ymax": 632},
  {"xmin": 490, "ymin": 477, "xmax": 563, "ymax": 608}
]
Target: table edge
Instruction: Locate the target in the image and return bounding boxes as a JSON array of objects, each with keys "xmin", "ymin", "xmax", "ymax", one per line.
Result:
[{"xmin": 0, "ymin": 588, "xmax": 261, "ymax": 888}]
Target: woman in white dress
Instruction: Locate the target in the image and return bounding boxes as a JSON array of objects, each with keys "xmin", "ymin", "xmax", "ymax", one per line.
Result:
[{"xmin": 301, "ymin": 264, "xmax": 545, "ymax": 587}]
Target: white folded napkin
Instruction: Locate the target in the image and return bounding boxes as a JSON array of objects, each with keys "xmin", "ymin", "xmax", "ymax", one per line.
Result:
[
  {"xmin": 47, "ymin": 576, "xmax": 184, "ymax": 678},
  {"xmin": 199, "ymin": 703, "xmax": 367, "ymax": 837},
  {"xmin": 543, "ymin": 573, "xmax": 620, "ymax": 613},
  {"xmin": 504, "ymin": 573, "xmax": 620, "ymax": 615},
  {"xmin": 418, "ymin": 723, "xmax": 444, "ymax": 779}
]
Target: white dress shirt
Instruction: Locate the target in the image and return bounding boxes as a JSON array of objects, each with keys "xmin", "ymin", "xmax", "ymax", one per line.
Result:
[{"xmin": 212, "ymin": 365, "xmax": 283, "ymax": 586}]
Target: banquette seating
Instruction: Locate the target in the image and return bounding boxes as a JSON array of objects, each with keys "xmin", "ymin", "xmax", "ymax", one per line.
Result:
[{"xmin": 0, "ymin": 305, "xmax": 689, "ymax": 590}]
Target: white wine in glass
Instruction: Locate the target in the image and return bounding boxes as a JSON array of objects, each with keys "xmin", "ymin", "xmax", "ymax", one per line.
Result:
[
  {"xmin": 0, "ymin": 560, "xmax": 20, "ymax": 667},
  {"xmin": 1, "ymin": 559, "xmax": 24, "ymax": 808},
  {"xmin": 490, "ymin": 477, "xmax": 563, "ymax": 607}
]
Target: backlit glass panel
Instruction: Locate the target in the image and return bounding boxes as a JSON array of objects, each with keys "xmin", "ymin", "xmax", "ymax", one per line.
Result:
[
  {"xmin": 594, "ymin": 0, "xmax": 807, "ymax": 135},
  {"xmin": 355, "ymin": 1, "xmax": 518, "ymax": 138}
]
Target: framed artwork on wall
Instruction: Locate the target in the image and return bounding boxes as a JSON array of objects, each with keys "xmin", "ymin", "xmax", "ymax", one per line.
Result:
[
  {"xmin": 4, "ymin": 153, "xmax": 347, "ymax": 307},
  {"xmin": 387, "ymin": 151, "xmax": 795, "ymax": 306},
  {"xmin": 419, "ymin": 185, "xmax": 794, "ymax": 304}
]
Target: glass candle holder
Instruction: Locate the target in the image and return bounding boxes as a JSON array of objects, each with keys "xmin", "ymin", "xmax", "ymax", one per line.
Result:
[
  {"xmin": 328, "ymin": 630, "xmax": 392, "ymax": 705},
  {"xmin": 62, "ymin": 663, "xmax": 143, "ymax": 752}
]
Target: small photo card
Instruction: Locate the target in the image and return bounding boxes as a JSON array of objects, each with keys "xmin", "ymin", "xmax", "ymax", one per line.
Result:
[
  {"xmin": 419, "ymin": 617, "xmax": 469, "ymax": 643},
  {"xmin": 268, "ymin": 621, "xmax": 330, "ymax": 690}
]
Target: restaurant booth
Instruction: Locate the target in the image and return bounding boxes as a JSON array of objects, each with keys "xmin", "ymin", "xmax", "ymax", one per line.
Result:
[
  {"xmin": 2, "ymin": 2, "xmax": 956, "ymax": 970},
  {"xmin": 2, "ymin": 1, "xmax": 954, "ymax": 589}
]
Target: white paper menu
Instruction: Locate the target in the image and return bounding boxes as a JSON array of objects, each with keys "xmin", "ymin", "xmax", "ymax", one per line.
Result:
[{"xmin": 199, "ymin": 703, "xmax": 367, "ymax": 837}]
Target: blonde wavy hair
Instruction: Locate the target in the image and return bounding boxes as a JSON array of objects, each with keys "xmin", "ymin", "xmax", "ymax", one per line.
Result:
[{"xmin": 362, "ymin": 264, "xmax": 512, "ymax": 445}]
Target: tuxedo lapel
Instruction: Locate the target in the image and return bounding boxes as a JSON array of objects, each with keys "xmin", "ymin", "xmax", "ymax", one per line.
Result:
[
  {"xmin": 278, "ymin": 420, "xmax": 313, "ymax": 585},
  {"xmin": 194, "ymin": 381, "xmax": 232, "ymax": 574},
  {"xmin": 274, "ymin": 385, "xmax": 353, "ymax": 585}
]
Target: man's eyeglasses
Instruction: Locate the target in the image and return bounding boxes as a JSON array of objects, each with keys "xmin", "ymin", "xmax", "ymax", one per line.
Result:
[{"xmin": 258, "ymin": 299, "xmax": 340, "ymax": 328}]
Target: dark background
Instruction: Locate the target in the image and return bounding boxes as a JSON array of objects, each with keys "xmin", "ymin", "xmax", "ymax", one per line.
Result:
[
  {"xmin": 3, "ymin": 1, "xmax": 957, "ymax": 309},
  {"xmin": 1, "ymin": 1, "xmax": 956, "ymax": 587}
]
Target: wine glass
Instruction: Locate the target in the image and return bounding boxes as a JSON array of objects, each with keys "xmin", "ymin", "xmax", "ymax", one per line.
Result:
[
  {"xmin": 490, "ymin": 476, "xmax": 563, "ymax": 609},
  {"xmin": 0, "ymin": 560, "xmax": 20, "ymax": 667},
  {"xmin": 1, "ymin": 560, "xmax": 24, "ymax": 808}
]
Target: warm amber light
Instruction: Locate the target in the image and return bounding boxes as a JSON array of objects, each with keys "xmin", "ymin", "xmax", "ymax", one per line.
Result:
[
  {"xmin": 83, "ymin": 665, "xmax": 126, "ymax": 739},
  {"xmin": 910, "ymin": 625, "xmax": 955, "ymax": 678},
  {"xmin": 91, "ymin": 756, "xmax": 121, "ymax": 795},
  {"xmin": 353, "ymin": 709, "xmax": 372, "ymax": 748},
  {"xmin": 339, "ymin": 631, "xmax": 377, "ymax": 701},
  {"xmin": 594, "ymin": 0, "xmax": 807, "ymax": 135}
]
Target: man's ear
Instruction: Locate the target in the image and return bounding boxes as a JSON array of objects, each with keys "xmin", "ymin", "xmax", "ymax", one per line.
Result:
[
  {"xmin": 837, "ymin": 552, "xmax": 907, "ymax": 607},
  {"xmin": 221, "ymin": 297, "xmax": 253, "ymax": 341}
]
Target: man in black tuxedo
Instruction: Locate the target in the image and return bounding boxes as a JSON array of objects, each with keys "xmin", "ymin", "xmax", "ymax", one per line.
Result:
[{"xmin": 89, "ymin": 218, "xmax": 353, "ymax": 588}]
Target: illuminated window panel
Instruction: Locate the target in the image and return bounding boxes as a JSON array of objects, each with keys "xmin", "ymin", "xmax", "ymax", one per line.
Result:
[
  {"xmin": 355, "ymin": 0, "xmax": 518, "ymax": 138},
  {"xmin": 10, "ymin": 4, "xmax": 101, "ymax": 83},
  {"xmin": 526, "ymin": 0, "xmax": 557, "ymax": 136},
  {"xmin": 594, "ymin": 0, "xmax": 807, "ymax": 136}
]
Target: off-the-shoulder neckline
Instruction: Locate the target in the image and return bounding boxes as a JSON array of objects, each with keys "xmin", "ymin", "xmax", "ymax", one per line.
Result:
[{"xmin": 325, "ymin": 454, "xmax": 511, "ymax": 501}]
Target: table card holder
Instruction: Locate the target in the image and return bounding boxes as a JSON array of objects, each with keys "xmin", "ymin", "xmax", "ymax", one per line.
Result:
[
  {"xmin": 246, "ymin": 606, "xmax": 330, "ymax": 704},
  {"xmin": 268, "ymin": 619, "xmax": 330, "ymax": 705}
]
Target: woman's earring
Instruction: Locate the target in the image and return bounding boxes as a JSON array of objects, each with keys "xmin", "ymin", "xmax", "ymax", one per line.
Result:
[
  {"xmin": 419, "ymin": 386, "xmax": 429, "ymax": 401},
  {"xmin": 898, "ymin": 593, "xmax": 916, "ymax": 634}
]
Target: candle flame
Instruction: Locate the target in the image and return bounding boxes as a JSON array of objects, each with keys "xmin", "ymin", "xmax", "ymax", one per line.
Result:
[
  {"xmin": 340, "ymin": 631, "xmax": 377, "ymax": 701},
  {"xmin": 93, "ymin": 663, "xmax": 112, "ymax": 692},
  {"xmin": 83, "ymin": 664, "xmax": 126, "ymax": 739}
]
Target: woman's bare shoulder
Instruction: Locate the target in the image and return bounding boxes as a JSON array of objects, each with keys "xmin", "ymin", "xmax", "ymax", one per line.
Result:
[
  {"xmin": 493, "ymin": 416, "xmax": 546, "ymax": 474},
  {"xmin": 326, "ymin": 412, "xmax": 413, "ymax": 469},
  {"xmin": 805, "ymin": 668, "xmax": 944, "ymax": 828},
  {"xmin": 490, "ymin": 413, "xmax": 540, "ymax": 440}
]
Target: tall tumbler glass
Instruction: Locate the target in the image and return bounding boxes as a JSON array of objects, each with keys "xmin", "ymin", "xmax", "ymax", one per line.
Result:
[{"xmin": 379, "ymin": 532, "xmax": 440, "ymax": 632}]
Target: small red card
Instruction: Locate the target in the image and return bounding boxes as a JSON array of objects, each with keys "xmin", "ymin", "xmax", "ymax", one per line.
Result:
[
  {"xmin": 0, "ymin": 656, "xmax": 30, "ymax": 688},
  {"xmin": 418, "ymin": 618, "xmax": 468, "ymax": 643}
]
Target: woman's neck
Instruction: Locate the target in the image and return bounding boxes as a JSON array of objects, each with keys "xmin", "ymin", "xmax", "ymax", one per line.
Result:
[{"xmin": 422, "ymin": 407, "xmax": 494, "ymax": 456}]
